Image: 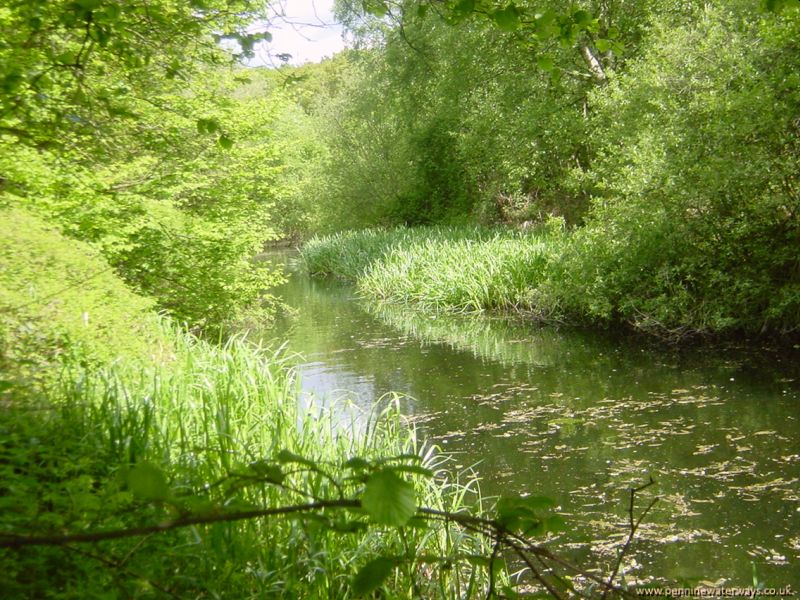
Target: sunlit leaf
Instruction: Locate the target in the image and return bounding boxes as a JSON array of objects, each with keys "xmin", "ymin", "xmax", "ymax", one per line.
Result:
[{"xmin": 361, "ymin": 469, "xmax": 416, "ymax": 526}]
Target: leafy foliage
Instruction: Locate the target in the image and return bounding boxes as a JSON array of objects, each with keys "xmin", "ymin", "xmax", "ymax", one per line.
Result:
[
  {"xmin": 0, "ymin": 0, "xmax": 270, "ymax": 146},
  {"xmin": 548, "ymin": 6, "xmax": 800, "ymax": 336},
  {"xmin": 299, "ymin": 1, "xmax": 800, "ymax": 338},
  {"xmin": 0, "ymin": 206, "xmax": 170, "ymax": 375}
]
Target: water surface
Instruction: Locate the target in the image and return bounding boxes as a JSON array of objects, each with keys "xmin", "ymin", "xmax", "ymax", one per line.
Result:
[{"xmin": 259, "ymin": 249, "xmax": 800, "ymax": 588}]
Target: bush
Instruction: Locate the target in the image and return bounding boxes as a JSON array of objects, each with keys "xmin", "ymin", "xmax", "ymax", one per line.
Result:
[
  {"xmin": 0, "ymin": 206, "xmax": 171, "ymax": 376},
  {"xmin": 551, "ymin": 7, "xmax": 800, "ymax": 336}
]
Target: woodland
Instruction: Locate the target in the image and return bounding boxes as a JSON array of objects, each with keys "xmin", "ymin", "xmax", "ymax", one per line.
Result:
[{"xmin": 1, "ymin": 0, "xmax": 798, "ymax": 597}]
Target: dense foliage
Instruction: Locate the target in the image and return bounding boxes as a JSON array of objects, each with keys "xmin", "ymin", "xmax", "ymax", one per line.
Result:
[
  {"xmin": 1, "ymin": 0, "xmax": 294, "ymax": 331},
  {"xmin": 3, "ymin": 0, "xmax": 800, "ymax": 595},
  {"xmin": 291, "ymin": 0, "xmax": 800, "ymax": 338}
]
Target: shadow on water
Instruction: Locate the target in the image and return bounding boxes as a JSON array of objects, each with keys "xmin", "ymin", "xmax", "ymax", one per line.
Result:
[{"xmin": 253, "ymin": 248, "xmax": 800, "ymax": 588}]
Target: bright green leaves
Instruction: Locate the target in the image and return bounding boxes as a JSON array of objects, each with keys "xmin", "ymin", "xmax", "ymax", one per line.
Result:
[
  {"xmin": 352, "ymin": 557, "xmax": 395, "ymax": 595},
  {"xmin": 126, "ymin": 463, "xmax": 170, "ymax": 501},
  {"xmin": 361, "ymin": 468, "xmax": 417, "ymax": 526},
  {"xmin": 495, "ymin": 495, "xmax": 566, "ymax": 536},
  {"xmin": 492, "ymin": 4, "xmax": 521, "ymax": 31},
  {"xmin": 362, "ymin": 0, "xmax": 389, "ymax": 17}
]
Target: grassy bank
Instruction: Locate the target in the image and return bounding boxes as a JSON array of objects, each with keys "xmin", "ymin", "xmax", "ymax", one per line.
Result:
[
  {"xmin": 302, "ymin": 225, "xmax": 564, "ymax": 316},
  {"xmin": 301, "ymin": 224, "xmax": 800, "ymax": 340},
  {"xmin": 0, "ymin": 209, "xmax": 492, "ymax": 598}
]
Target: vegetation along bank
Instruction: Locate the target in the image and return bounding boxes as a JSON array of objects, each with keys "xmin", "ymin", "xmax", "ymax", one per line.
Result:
[{"xmin": 2, "ymin": 0, "xmax": 799, "ymax": 596}]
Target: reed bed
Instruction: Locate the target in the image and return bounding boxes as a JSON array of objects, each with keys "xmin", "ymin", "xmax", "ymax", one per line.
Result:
[
  {"xmin": 302, "ymin": 225, "xmax": 565, "ymax": 315},
  {"xmin": 1, "ymin": 326, "xmax": 491, "ymax": 599}
]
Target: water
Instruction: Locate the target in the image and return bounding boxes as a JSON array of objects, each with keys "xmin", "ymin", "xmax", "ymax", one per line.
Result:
[{"xmin": 258, "ymin": 249, "xmax": 800, "ymax": 589}]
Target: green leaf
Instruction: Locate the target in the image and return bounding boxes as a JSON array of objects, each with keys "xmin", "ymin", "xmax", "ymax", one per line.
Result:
[
  {"xmin": 493, "ymin": 5, "xmax": 520, "ymax": 31},
  {"xmin": 345, "ymin": 456, "xmax": 370, "ymax": 470},
  {"xmin": 572, "ymin": 9, "xmax": 591, "ymax": 25},
  {"xmin": 362, "ymin": 0, "xmax": 389, "ymax": 17},
  {"xmin": 454, "ymin": 0, "xmax": 475, "ymax": 16},
  {"xmin": 353, "ymin": 557, "xmax": 395, "ymax": 595},
  {"xmin": 495, "ymin": 496, "xmax": 557, "ymax": 533},
  {"xmin": 276, "ymin": 449, "xmax": 314, "ymax": 467},
  {"xmin": 217, "ymin": 135, "xmax": 234, "ymax": 149},
  {"xmin": 76, "ymin": 0, "xmax": 103, "ymax": 9},
  {"xmin": 595, "ymin": 38, "xmax": 611, "ymax": 53},
  {"xmin": 361, "ymin": 469, "xmax": 416, "ymax": 526},
  {"xmin": 536, "ymin": 55, "xmax": 554, "ymax": 71},
  {"xmin": 376, "ymin": 453, "xmax": 423, "ymax": 464},
  {"xmin": 543, "ymin": 515, "xmax": 567, "ymax": 533},
  {"xmin": 127, "ymin": 463, "xmax": 169, "ymax": 501},
  {"xmin": 248, "ymin": 461, "xmax": 285, "ymax": 484},
  {"xmin": 196, "ymin": 118, "xmax": 219, "ymax": 134},
  {"xmin": 330, "ymin": 519, "xmax": 369, "ymax": 533},
  {"xmin": 417, "ymin": 4, "xmax": 428, "ymax": 18}
]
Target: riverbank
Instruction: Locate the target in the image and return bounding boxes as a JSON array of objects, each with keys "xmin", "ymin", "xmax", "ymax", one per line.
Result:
[
  {"xmin": 0, "ymin": 208, "xmax": 492, "ymax": 598},
  {"xmin": 267, "ymin": 246, "xmax": 800, "ymax": 588},
  {"xmin": 301, "ymin": 225, "xmax": 800, "ymax": 342}
]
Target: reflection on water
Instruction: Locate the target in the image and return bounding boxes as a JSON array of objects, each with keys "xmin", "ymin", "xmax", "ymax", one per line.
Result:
[{"xmin": 256, "ymin": 249, "xmax": 800, "ymax": 588}]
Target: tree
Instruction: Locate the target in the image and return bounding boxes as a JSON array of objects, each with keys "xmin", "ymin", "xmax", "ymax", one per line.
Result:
[{"xmin": 0, "ymin": 0, "xmax": 271, "ymax": 148}]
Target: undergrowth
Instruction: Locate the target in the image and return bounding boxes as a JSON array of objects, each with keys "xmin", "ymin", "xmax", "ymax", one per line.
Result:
[{"xmin": 0, "ymin": 208, "xmax": 493, "ymax": 598}]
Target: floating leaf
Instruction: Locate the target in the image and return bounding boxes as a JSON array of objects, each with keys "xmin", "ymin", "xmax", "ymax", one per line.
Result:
[
  {"xmin": 353, "ymin": 557, "xmax": 394, "ymax": 595},
  {"xmin": 361, "ymin": 469, "xmax": 416, "ymax": 526}
]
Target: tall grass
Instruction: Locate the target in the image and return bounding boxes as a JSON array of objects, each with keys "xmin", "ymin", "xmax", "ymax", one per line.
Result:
[
  {"xmin": 1, "ymin": 325, "xmax": 491, "ymax": 598},
  {"xmin": 302, "ymin": 225, "xmax": 566, "ymax": 316}
]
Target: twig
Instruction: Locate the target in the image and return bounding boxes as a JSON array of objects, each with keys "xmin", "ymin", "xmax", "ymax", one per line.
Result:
[
  {"xmin": 602, "ymin": 478, "xmax": 658, "ymax": 599},
  {"xmin": 0, "ymin": 500, "xmax": 359, "ymax": 548},
  {"xmin": 485, "ymin": 536, "xmax": 502, "ymax": 599}
]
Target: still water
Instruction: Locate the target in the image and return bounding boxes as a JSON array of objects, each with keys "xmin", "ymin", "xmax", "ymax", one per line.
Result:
[{"xmin": 261, "ymin": 249, "xmax": 799, "ymax": 588}]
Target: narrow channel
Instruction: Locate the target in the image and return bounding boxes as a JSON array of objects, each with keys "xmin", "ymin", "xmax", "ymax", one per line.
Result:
[{"xmin": 259, "ymin": 248, "xmax": 800, "ymax": 587}]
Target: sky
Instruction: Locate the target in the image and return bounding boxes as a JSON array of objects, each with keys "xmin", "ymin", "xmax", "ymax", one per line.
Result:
[{"xmin": 250, "ymin": 0, "xmax": 348, "ymax": 67}]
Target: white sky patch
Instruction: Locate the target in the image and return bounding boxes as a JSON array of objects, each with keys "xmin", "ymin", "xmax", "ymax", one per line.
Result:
[{"xmin": 249, "ymin": 0, "xmax": 347, "ymax": 67}]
